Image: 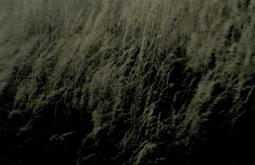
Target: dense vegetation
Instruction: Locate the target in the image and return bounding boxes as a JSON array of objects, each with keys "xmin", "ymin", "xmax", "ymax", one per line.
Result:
[{"xmin": 1, "ymin": 0, "xmax": 255, "ymax": 164}]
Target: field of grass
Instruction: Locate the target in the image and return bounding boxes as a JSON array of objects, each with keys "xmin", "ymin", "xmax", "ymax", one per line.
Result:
[{"xmin": 1, "ymin": 0, "xmax": 255, "ymax": 164}]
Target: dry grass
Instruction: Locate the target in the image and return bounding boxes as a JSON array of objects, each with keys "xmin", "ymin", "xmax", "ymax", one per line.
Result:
[{"xmin": 1, "ymin": 0, "xmax": 255, "ymax": 164}]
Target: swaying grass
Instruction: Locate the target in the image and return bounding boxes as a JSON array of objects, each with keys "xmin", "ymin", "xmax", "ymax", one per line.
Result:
[{"xmin": 1, "ymin": 0, "xmax": 255, "ymax": 164}]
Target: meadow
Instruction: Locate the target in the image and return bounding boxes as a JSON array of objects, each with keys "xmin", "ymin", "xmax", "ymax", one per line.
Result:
[{"xmin": 0, "ymin": 0, "xmax": 255, "ymax": 164}]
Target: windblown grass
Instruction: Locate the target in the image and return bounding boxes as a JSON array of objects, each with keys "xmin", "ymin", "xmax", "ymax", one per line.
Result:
[{"xmin": 1, "ymin": 0, "xmax": 255, "ymax": 164}]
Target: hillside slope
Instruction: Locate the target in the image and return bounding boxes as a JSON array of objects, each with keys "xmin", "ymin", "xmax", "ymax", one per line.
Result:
[{"xmin": 1, "ymin": 0, "xmax": 255, "ymax": 164}]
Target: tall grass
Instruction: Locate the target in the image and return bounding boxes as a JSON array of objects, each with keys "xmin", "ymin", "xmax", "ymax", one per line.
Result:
[{"xmin": 1, "ymin": 0, "xmax": 255, "ymax": 164}]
